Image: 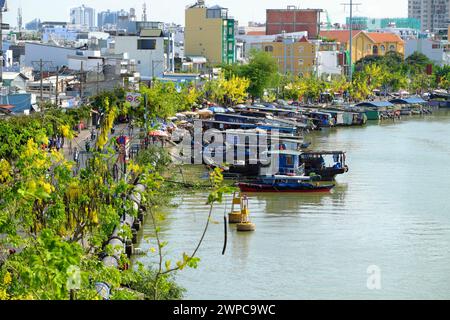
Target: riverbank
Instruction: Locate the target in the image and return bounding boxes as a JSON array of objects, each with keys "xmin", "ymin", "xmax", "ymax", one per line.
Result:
[{"xmin": 135, "ymin": 109, "xmax": 450, "ymax": 300}]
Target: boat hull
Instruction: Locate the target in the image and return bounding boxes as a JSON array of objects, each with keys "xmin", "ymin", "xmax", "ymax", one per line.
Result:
[{"xmin": 237, "ymin": 182, "xmax": 334, "ymax": 193}]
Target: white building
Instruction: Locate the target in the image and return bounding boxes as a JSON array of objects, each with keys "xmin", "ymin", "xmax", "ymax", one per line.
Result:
[
  {"xmin": 237, "ymin": 31, "xmax": 308, "ymax": 59},
  {"xmin": 68, "ymin": 51, "xmax": 104, "ymax": 71},
  {"xmin": 24, "ymin": 42, "xmax": 78, "ymax": 71},
  {"xmin": 70, "ymin": 5, "xmax": 96, "ymax": 29},
  {"xmin": 316, "ymin": 51, "xmax": 342, "ymax": 78},
  {"xmin": 111, "ymin": 29, "xmax": 166, "ymax": 78},
  {"xmin": 2, "ymin": 72, "xmax": 29, "ymax": 91},
  {"xmin": 42, "ymin": 26, "xmax": 79, "ymax": 44},
  {"xmin": 405, "ymin": 38, "xmax": 450, "ymax": 66}
]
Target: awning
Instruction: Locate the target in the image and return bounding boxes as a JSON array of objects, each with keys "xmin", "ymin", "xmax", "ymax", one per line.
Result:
[
  {"xmin": 140, "ymin": 29, "xmax": 163, "ymax": 37},
  {"xmin": 390, "ymin": 97, "xmax": 427, "ymax": 105},
  {"xmin": 148, "ymin": 130, "xmax": 168, "ymax": 137},
  {"xmin": 356, "ymin": 101, "xmax": 394, "ymax": 108}
]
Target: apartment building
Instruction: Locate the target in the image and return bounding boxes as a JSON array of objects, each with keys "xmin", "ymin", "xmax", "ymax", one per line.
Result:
[{"xmin": 408, "ymin": 0, "xmax": 450, "ymax": 32}]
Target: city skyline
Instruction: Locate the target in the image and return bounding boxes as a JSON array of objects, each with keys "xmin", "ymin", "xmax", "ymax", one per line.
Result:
[{"xmin": 6, "ymin": 0, "xmax": 408, "ymax": 27}]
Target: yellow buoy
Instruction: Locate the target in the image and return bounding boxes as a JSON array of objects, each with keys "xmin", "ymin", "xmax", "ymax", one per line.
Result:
[
  {"xmin": 228, "ymin": 192, "xmax": 243, "ymax": 224},
  {"xmin": 236, "ymin": 222, "xmax": 256, "ymax": 232},
  {"xmin": 236, "ymin": 195, "xmax": 255, "ymax": 232}
]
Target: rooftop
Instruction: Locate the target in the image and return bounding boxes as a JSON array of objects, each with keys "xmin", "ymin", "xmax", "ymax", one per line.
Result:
[{"xmin": 319, "ymin": 30, "xmax": 404, "ymax": 43}]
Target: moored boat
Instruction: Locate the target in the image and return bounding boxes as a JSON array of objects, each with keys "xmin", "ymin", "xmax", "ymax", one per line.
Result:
[{"xmin": 237, "ymin": 175, "xmax": 335, "ymax": 193}]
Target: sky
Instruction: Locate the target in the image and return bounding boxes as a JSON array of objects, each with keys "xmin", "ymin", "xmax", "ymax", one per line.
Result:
[{"xmin": 4, "ymin": 0, "xmax": 408, "ymax": 27}]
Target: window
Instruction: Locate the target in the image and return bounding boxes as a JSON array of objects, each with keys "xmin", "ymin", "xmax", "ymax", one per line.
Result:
[
  {"xmin": 137, "ymin": 39, "xmax": 156, "ymax": 50},
  {"xmin": 389, "ymin": 45, "xmax": 396, "ymax": 51},
  {"xmin": 286, "ymin": 155, "xmax": 294, "ymax": 166},
  {"xmin": 265, "ymin": 45, "xmax": 273, "ymax": 52},
  {"xmin": 373, "ymin": 45, "xmax": 378, "ymax": 55},
  {"xmin": 298, "ymin": 59, "xmax": 304, "ymax": 66},
  {"xmin": 380, "ymin": 45, "xmax": 386, "ymax": 52},
  {"xmin": 299, "ymin": 46, "xmax": 304, "ymax": 53}
]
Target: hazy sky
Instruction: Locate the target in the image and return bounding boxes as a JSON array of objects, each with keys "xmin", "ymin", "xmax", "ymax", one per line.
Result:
[{"xmin": 4, "ymin": 0, "xmax": 408, "ymax": 27}]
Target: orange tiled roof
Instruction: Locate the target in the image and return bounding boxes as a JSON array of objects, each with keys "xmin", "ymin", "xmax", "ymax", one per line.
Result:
[
  {"xmin": 320, "ymin": 30, "xmax": 403, "ymax": 44},
  {"xmin": 366, "ymin": 32, "xmax": 404, "ymax": 43},
  {"xmin": 298, "ymin": 35, "xmax": 310, "ymax": 43},
  {"xmin": 319, "ymin": 30, "xmax": 361, "ymax": 43},
  {"xmin": 246, "ymin": 31, "xmax": 266, "ymax": 36}
]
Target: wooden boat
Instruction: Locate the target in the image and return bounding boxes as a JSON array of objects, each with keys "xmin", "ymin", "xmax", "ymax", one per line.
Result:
[{"xmin": 237, "ymin": 175, "xmax": 335, "ymax": 193}]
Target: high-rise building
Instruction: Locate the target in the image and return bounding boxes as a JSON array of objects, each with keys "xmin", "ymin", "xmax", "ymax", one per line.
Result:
[
  {"xmin": 70, "ymin": 5, "xmax": 95, "ymax": 29},
  {"xmin": 98, "ymin": 9, "xmax": 137, "ymax": 29},
  {"xmin": 98, "ymin": 10, "xmax": 119, "ymax": 29},
  {"xmin": 346, "ymin": 17, "xmax": 421, "ymax": 31},
  {"xmin": 266, "ymin": 6, "xmax": 322, "ymax": 38},
  {"xmin": 25, "ymin": 18, "xmax": 41, "ymax": 31},
  {"xmin": 185, "ymin": 1, "xmax": 235, "ymax": 65},
  {"xmin": 408, "ymin": 0, "xmax": 450, "ymax": 32}
]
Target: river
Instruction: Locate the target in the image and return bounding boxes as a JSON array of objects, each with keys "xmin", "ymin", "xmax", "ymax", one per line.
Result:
[{"xmin": 135, "ymin": 110, "xmax": 450, "ymax": 300}]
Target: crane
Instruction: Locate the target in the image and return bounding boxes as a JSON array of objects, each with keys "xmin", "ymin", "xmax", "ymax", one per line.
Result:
[{"xmin": 324, "ymin": 10, "xmax": 332, "ymax": 30}]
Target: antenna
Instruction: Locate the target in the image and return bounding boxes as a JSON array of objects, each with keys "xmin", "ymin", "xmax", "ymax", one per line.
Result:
[
  {"xmin": 18, "ymin": 7, "xmax": 23, "ymax": 34},
  {"xmin": 142, "ymin": 3, "xmax": 147, "ymax": 22}
]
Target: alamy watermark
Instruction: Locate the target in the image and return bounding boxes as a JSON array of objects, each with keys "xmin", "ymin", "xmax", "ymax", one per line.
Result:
[
  {"xmin": 366, "ymin": 265, "xmax": 382, "ymax": 290},
  {"xmin": 66, "ymin": 265, "xmax": 81, "ymax": 290},
  {"xmin": 172, "ymin": 120, "xmax": 286, "ymax": 176}
]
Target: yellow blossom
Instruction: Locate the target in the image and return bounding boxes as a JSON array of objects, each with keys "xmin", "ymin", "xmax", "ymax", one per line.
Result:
[
  {"xmin": 27, "ymin": 180, "xmax": 37, "ymax": 192},
  {"xmin": 3, "ymin": 272, "xmax": 12, "ymax": 285},
  {"xmin": 24, "ymin": 139, "xmax": 38, "ymax": 158},
  {"xmin": 0, "ymin": 159, "xmax": 11, "ymax": 183},
  {"xmin": 40, "ymin": 181, "xmax": 53, "ymax": 194},
  {"xmin": 60, "ymin": 125, "xmax": 70, "ymax": 138}
]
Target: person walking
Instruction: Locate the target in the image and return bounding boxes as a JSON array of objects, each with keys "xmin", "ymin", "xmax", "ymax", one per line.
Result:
[{"xmin": 73, "ymin": 147, "xmax": 79, "ymax": 164}]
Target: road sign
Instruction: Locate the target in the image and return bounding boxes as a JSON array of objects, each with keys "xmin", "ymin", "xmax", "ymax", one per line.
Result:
[{"xmin": 126, "ymin": 92, "xmax": 142, "ymax": 107}]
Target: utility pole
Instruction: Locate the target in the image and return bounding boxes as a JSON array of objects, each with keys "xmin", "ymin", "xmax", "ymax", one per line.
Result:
[
  {"xmin": 40, "ymin": 59, "xmax": 43, "ymax": 103},
  {"xmin": 55, "ymin": 66, "xmax": 59, "ymax": 107},
  {"xmin": 341, "ymin": 0, "xmax": 361, "ymax": 82},
  {"xmin": 80, "ymin": 61, "xmax": 84, "ymax": 101},
  {"xmin": 0, "ymin": 1, "xmax": 6, "ymax": 87},
  {"xmin": 32, "ymin": 60, "xmax": 53, "ymax": 106},
  {"xmin": 96, "ymin": 62, "xmax": 100, "ymax": 95},
  {"xmin": 0, "ymin": 5, "xmax": 2, "ymax": 87}
]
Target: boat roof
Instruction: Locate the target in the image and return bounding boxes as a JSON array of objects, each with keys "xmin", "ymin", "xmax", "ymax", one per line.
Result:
[
  {"xmin": 301, "ymin": 151, "xmax": 346, "ymax": 155},
  {"xmin": 308, "ymin": 111, "xmax": 333, "ymax": 116},
  {"xmin": 215, "ymin": 113, "xmax": 263, "ymax": 121},
  {"xmin": 389, "ymin": 97, "xmax": 427, "ymax": 105},
  {"xmin": 202, "ymin": 120, "xmax": 256, "ymax": 127},
  {"xmin": 265, "ymin": 150, "xmax": 303, "ymax": 156},
  {"xmin": 356, "ymin": 101, "xmax": 394, "ymax": 108},
  {"xmin": 246, "ymin": 105, "xmax": 298, "ymax": 113},
  {"xmin": 266, "ymin": 150, "xmax": 346, "ymax": 156},
  {"xmin": 202, "ymin": 120, "xmax": 296, "ymax": 131}
]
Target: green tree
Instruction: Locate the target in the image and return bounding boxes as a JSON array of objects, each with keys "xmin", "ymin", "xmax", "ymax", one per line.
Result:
[{"xmin": 236, "ymin": 50, "xmax": 279, "ymax": 101}]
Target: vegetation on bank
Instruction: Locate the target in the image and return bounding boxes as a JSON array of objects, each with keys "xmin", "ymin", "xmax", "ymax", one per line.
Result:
[{"xmin": 0, "ymin": 96, "xmax": 232, "ymax": 300}]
